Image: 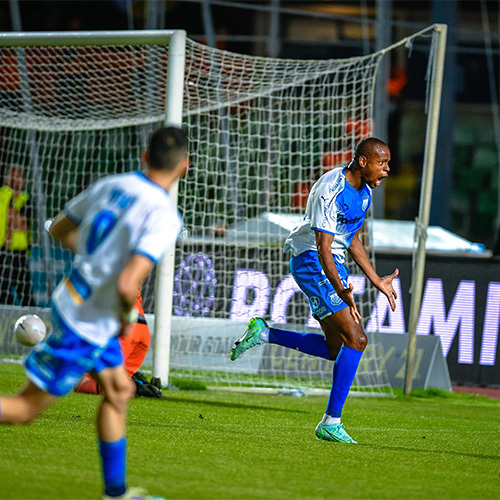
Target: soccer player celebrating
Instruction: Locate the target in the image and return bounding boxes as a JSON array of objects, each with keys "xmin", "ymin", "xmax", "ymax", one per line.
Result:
[
  {"xmin": 0, "ymin": 126, "xmax": 189, "ymax": 499},
  {"xmin": 230, "ymin": 137, "xmax": 398, "ymax": 444}
]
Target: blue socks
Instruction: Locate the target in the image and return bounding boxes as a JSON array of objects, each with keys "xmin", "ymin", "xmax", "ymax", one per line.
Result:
[
  {"xmin": 266, "ymin": 327, "xmax": 363, "ymax": 419},
  {"xmin": 326, "ymin": 346, "xmax": 363, "ymax": 418},
  {"xmin": 99, "ymin": 438, "xmax": 127, "ymax": 497},
  {"xmin": 268, "ymin": 327, "xmax": 331, "ymax": 360}
]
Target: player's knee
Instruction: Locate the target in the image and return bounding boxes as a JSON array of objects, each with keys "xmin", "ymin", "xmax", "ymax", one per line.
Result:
[
  {"xmin": 123, "ymin": 377, "xmax": 136, "ymax": 400},
  {"xmin": 118, "ymin": 378, "xmax": 135, "ymax": 403},
  {"xmin": 352, "ymin": 330, "xmax": 368, "ymax": 351},
  {"xmin": 106, "ymin": 378, "xmax": 135, "ymax": 408},
  {"xmin": 344, "ymin": 329, "xmax": 367, "ymax": 351}
]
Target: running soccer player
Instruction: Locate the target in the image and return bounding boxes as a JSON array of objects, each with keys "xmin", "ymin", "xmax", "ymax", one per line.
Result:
[
  {"xmin": 230, "ymin": 137, "xmax": 398, "ymax": 444},
  {"xmin": 0, "ymin": 126, "xmax": 189, "ymax": 500}
]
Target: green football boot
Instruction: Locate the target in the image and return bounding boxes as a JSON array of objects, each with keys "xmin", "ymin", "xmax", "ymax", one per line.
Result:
[
  {"xmin": 315, "ymin": 422, "xmax": 358, "ymax": 444},
  {"xmin": 229, "ymin": 317, "xmax": 268, "ymax": 361}
]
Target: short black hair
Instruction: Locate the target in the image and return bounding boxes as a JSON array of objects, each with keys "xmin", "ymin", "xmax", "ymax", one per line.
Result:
[
  {"xmin": 148, "ymin": 126, "xmax": 188, "ymax": 171},
  {"xmin": 354, "ymin": 137, "xmax": 388, "ymax": 161}
]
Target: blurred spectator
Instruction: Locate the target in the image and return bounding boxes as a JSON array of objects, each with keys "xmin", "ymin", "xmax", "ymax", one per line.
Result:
[
  {"xmin": 386, "ymin": 66, "xmax": 408, "ymax": 99},
  {"xmin": 292, "ymin": 176, "xmax": 314, "ymax": 212},
  {"xmin": 0, "ymin": 48, "xmax": 22, "ymax": 111},
  {"xmin": 0, "ymin": 165, "xmax": 35, "ymax": 306}
]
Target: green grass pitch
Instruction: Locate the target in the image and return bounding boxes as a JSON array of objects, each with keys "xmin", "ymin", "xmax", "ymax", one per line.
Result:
[{"xmin": 0, "ymin": 363, "xmax": 499, "ymax": 500}]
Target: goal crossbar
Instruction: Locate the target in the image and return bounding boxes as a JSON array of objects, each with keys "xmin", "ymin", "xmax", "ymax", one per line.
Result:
[{"xmin": 0, "ymin": 30, "xmax": 179, "ymax": 47}]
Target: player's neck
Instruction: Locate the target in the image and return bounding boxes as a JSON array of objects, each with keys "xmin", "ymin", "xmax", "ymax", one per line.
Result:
[
  {"xmin": 344, "ymin": 164, "xmax": 364, "ymax": 191},
  {"xmin": 144, "ymin": 168, "xmax": 178, "ymax": 192}
]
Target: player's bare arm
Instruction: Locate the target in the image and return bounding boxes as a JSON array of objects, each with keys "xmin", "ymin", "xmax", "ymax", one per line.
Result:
[
  {"xmin": 315, "ymin": 230, "xmax": 361, "ymax": 324},
  {"xmin": 348, "ymin": 229, "xmax": 399, "ymax": 311},
  {"xmin": 116, "ymin": 254, "xmax": 154, "ymax": 330},
  {"xmin": 49, "ymin": 212, "xmax": 79, "ymax": 252}
]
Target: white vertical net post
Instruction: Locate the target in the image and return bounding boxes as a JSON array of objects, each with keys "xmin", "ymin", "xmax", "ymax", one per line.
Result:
[
  {"xmin": 404, "ymin": 24, "xmax": 448, "ymax": 394},
  {"xmin": 153, "ymin": 29, "xmax": 186, "ymax": 385}
]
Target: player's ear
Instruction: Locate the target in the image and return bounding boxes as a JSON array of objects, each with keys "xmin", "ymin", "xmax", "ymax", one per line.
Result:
[
  {"xmin": 358, "ymin": 155, "xmax": 367, "ymax": 167},
  {"xmin": 141, "ymin": 150, "xmax": 149, "ymax": 166},
  {"xmin": 179, "ymin": 157, "xmax": 190, "ymax": 176}
]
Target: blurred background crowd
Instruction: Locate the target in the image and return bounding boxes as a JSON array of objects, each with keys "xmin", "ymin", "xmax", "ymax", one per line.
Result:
[{"xmin": 1, "ymin": 0, "xmax": 500, "ymax": 252}]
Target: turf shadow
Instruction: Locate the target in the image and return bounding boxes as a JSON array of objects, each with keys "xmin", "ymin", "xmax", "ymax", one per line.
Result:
[
  {"xmin": 161, "ymin": 395, "xmax": 308, "ymax": 413},
  {"xmin": 360, "ymin": 443, "xmax": 500, "ymax": 461}
]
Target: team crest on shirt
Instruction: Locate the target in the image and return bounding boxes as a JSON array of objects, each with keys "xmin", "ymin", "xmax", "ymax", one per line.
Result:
[
  {"xmin": 329, "ymin": 291, "xmax": 343, "ymax": 306},
  {"xmin": 362, "ymin": 196, "xmax": 369, "ymax": 211}
]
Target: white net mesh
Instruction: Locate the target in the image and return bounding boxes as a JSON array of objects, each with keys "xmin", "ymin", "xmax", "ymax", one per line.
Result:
[
  {"xmin": 0, "ymin": 45, "xmax": 168, "ymax": 129},
  {"xmin": 0, "ymin": 30, "xmax": 436, "ymax": 394},
  {"xmin": 0, "ymin": 41, "xmax": 167, "ymax": 357}
]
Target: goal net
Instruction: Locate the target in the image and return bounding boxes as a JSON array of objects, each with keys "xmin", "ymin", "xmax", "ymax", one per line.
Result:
[
  {"xmin": 0, "ymin": 27, "xmax": 441, "ymax": 395},
  {"xmin": 173, "ymin": 38, "xmax": 389, "ymax": 395}
]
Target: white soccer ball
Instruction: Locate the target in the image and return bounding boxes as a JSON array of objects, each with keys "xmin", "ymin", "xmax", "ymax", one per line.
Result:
[{"xmin": 14, "ymin": 314, "xmax": 47, "ymax": 347}]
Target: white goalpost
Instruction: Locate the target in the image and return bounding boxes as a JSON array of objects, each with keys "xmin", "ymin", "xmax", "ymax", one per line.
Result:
[{"xmin": 0, "ymin": 25, "xmax": 445, "ymax": 396}]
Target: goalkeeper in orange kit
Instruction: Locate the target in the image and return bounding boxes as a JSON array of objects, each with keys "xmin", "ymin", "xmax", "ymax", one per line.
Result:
[{"xmin": 75, "ymin": 291, "xmax": 164, "ymax": 398}]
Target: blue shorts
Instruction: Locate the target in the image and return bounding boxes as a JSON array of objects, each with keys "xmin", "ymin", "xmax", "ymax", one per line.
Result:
[
  {"xmin": 290, "ymin": 250, "xmax": 349, "ymax": 320},
  {"xmin": 24, "ymin": 309, "xmax": 123, "ymax": 397}
]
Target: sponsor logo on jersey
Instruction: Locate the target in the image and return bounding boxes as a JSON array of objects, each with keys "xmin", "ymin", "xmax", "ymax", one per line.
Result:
[
  {"xmin": 318, "ymin": 279, "xmax": 329, "ymax": 286},
  {"xmin": 337, "ymin": 214, "xmax": 363, "ymax": 225},
  {"xmin": 310, "ymin": 296, "xmax": 321, "ymax": 310}
]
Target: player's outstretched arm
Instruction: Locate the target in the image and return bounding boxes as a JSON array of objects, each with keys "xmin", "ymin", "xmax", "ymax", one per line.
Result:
[
  {"xmin": 316, "ymin": 230, "xmax": 361, "ymax": 324},
  {"xmin": 348, "ymin": 230, "xmax": 399, "ymax": 311}
]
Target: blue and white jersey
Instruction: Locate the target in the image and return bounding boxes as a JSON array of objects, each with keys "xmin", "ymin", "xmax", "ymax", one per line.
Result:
[
  {"xmin": 52, "ymin": 171, "xmax": 182, "ymax": 347},
  {"xmin": 284, "ymin": 167, "xmax": 371, "ymax": 263}
]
